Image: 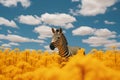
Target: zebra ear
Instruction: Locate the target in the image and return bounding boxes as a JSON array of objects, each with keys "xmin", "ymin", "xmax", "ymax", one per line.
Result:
[
  {"xmin": 59, "ymin": 28, "xmax": 62, "ymax": 33},
  {"xmin": 52, "ymin": 28, "xmax": 55, "ymax": 33}
]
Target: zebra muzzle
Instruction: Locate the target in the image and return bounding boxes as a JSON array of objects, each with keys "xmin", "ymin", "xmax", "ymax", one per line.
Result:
[{"xmin": 50, "ymin": 42, "xmax": 55, "ymax": 50}]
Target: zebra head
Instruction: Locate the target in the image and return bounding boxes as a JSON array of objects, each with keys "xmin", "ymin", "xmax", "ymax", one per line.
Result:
[{"xmin": 50, "ymin": 28, "xmax": 68, "ymax": 50}]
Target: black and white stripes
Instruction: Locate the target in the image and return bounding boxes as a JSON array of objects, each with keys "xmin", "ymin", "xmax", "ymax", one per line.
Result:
[{"xmin": 50, "ymin": 28, "xmax": 85, "ymax": 58}]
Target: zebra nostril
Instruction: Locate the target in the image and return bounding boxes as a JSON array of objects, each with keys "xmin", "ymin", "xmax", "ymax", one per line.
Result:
[{"xmin": 50, "ymin": 43, "xmax": 55, "ymax": 50}]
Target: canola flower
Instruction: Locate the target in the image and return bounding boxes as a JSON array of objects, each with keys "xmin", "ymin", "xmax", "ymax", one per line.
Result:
[{"xmin": 0, "ymin": 48, "xmax": 120, "ymax": 80}]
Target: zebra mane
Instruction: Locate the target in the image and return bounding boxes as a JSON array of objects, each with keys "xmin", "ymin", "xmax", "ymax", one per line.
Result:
[{"xmin": 61, "ymin": 33, "xmax": 68, "ymax": 45}]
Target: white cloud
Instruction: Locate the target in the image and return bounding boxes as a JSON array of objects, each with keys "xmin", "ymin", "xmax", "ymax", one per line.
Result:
[
  {"xmin": 17, "ymin": 13, "xmax": 76, "ymax": 29},
  {"xmin": 19, "ymin": 0, "xmax": 31, "ymax": 8},
  {"xmin": 80, "ymin": 0, "xmax": 117, "ymax": 16},
  {"xmin": 70, "ymin": 0, "xmax": 117, "ymax": 16},
  {"xmin": 9, "ymin": 42, "xmax": 19, "ymax": 46},
  {"xmin": 34, "ymin": 25, "xmax": 52, "ymax": 39},
  {"xmin": 104, "ymin": 20, "xmax": 116, "ymax": 25},
  {"xmin": 94, "ymin": 28, "xmax": 116, "ymax": 38},
  {"xmin": 0, "ymin": 17, "xmax": 18, "ymax": 28},
  {"xmin": 72, "ymin": 26, "xmax": 119, "ymax": 48},
  {"xmin": 72, "ymin": 26, "xmax": 116, "ymax": 38},
  {"xmin": 0, "ymin": 34, "xmax": 44, "ymax": 43},
  {"xmin": 1, "ymin": 44, "xmax": 11, "ymax": 48},
  {"xmin": 72, "ymin": 26, "xmax": 95, "ymax": 36},
  {"xmin": 82, "ymin": 36, "xmax": 116, "ymax": 47},
  {"xmin": 41, "ymin": 13, "xmax": 76, "ymax": 29},
  {"xmin": 62, "ymin": 23, "xmax": 74, "ymax": 29},
  {"xmin": 17, "ymin": 15, "xmax": 41, "ymax": 25},
  {"xmin": 0, "ymin": 0, "xmax": 31, "ymax": 8},
  {"xmin": 1, "ymin": 42, "xmax": 19, "ymax": 48}
]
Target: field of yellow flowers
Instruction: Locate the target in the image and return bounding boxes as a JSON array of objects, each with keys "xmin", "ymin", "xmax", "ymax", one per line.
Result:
[{"xmin": 0, "ymin": 48, "xmax": 120, "ymax": 80}]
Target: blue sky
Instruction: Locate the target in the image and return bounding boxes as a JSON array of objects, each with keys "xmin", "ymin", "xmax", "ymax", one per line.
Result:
[{"xmin": 0, "ymin": 0, "xmax": 120, "ymax": 53}]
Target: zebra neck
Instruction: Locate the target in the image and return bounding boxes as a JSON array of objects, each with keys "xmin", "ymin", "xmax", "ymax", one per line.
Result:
[{"xmin": 57, "ymin": 45, "xmax": 69, "ymax": 57}]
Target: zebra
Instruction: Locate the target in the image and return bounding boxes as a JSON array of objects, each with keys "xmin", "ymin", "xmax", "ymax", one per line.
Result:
[{"xmin": 49, "ymin": 28, "xmax": 85, "ymax": 58}]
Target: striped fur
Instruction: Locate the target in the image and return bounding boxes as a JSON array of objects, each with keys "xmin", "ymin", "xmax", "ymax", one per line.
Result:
[{"xmin": 50, "ymin": 28, "xmax": 85, "ymax": 57}]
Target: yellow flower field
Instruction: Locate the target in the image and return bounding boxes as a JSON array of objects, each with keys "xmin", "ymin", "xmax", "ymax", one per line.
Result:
[{"xmin": 0, "ymin": 48, "xmax": 120, "ymax": 80}]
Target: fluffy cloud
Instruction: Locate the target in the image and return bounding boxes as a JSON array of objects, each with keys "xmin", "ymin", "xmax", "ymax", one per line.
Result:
[
  {"xmin": 34, "ymin": 25, "xmax": 52, "ymax": 39},
  {"xmin": 0, "ymin": 0, "xmax": 31, "ymax": 8},
  {"xmin": 72, "ymin": 26, "xmax": 119, "ymax": 48},
  {"xmin": 94, "ymin": 28, "xmax": 116, "ymax": 38},
  {"xmin": 72, "ymin": 26, "xmax": 95, "ymax": 36},
  {"xmin": 0, "ymin": 17, "xmax": 18, "ymax": 28},
  {"xmin": 82, "ymin": 36, "xmax": 116, "ymax": 47},
  {"xmin": 0, "ymin": 34, "xmax": 44, "ymax": 43},
  {"xmin": 83, "ymin": 36, "xmax": 120, "ymax": 49},
  {"xmin": 1, "ymin": 44, "xmax": 11, "ymax": 48},
  {"xmin": 17, "ymin": 13, "xmax": 76, "ymax": 29},
  {"xmin": 41, "ymin": 13, "xmax": 76, "ymax": 29},
  {"xmin": 9, "ymin": 42, "xmax": 19, "ymax": 46},
  {"xmin": 2, "ymin": 42, "xmax": 20, "ymax": 48},
  {"xmin": 72, "ymin": 26, "xmax": 116, "ymax": 38},
  {"xmin": 17, "ymin": 15, "xmax": 41, "ymax": 25},
  {"xmin": 71, "ymin": 0, "xmax": 117, "ymax": 16},
  {"xmin": 104, "ymin": 20, "xmax": 116, "ymax": 25}
]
